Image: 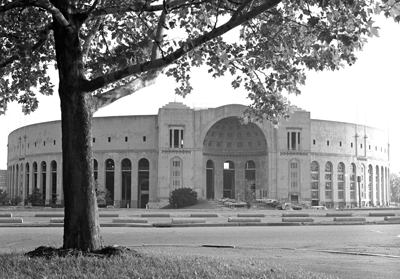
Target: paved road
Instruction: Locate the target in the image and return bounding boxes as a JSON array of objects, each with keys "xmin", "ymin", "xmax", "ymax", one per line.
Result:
[{"xmin": 1, "ymin": 225, "xmax": 399, "ymax": 278}]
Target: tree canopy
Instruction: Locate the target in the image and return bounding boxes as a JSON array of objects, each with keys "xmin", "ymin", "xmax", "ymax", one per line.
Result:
[
  {"xmin": 1, "ymin": 0, "xmax": 399, "ymax": 251},
  {"xmin": 2, "ymin": 0, "xmax": 396, "ymax": 121}
]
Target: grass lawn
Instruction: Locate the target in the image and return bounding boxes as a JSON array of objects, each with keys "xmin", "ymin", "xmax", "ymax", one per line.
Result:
[{"xmin": 0, "ymin": 249, "xmax": 338, "ymax": 279}]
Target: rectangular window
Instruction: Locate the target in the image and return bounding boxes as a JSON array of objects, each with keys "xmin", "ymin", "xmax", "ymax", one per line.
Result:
[
  {"xmin": 340, "ymin": 141, "xmax": 342, "ymax": 146},
  {"xmin": 325, "ymin": 191, "xmax": 332, "ymax": 199},
  {"xmin": 338, "ymin": 191, "xmax": 344, "ymax": 199},
  {"xmin": 291, "ymin": 132, "xmax": 296, "ymax": 150},
  {"xmin": 93, "ymin": 138, "xmax": 95, "ymax": 143},
  {"xmin": 311, "ymin": 191, "xmax": 319, "ymax": 199},
  {"xmin": 170, "ymin": 130, "xmax": 172, "ymax": 148},
  {"xmin": 54, "ymin": 140, "xmax": 56, "ymax": 145},
  {"xmin": 181, "ymin": 130, "xmax": 184, "ymax": 148},
  {"xmin": 174, "ymin": 129, "xmax": 179, "ymax": 148},
  {"xmin": 351, "ymin": 143, "xmax": 353, "ymax": 147},
  {"xmin": 350, "ymin": 191, "xmax": 356, "ymax": 199},
  {"xmin": 287, "ymin": 132, "xmax": 290, "ymax": 149},
  {"xmin": 325, "ymin": 182, "xmax": 332, "ymax": 190},
  {"xmin": 143, "ymin": 136, "xmax": 146, "ymax": 142},
  {"xmin": 313, "ymin": 139, "xmax": 315, "ymax": 145},
  {"xmin": 350, "ymin": 182, "xmax": 355, "ymax": 191},
  {"xmin": 338, "ymin": 182, "xmax": 344, "ymax": 190},
  {"xmin": 108, "ymin": 137, "xmax": 111, "ymax": 142},
  {"xmin": 125, "ymin": 137, "xmax": 128, "ymax": 142},
  {"xmin": 311, "ymin": 174, "xmax": 318, "ymax": 180},
  {"xmin": 338, "ymin": 174, "xmax": 344, "ymax": 181},
  {"xmin": 327, "ymin": 140, "xmax": 329, "ymax": 146},
  {"xmin": 44, "ymin": 141, "xmax": 46, "ymax": 146},
  {"xmin": 325, "ymin": 174, "xmax": 332, "ymax": 180},
  {"xmin": 311, "ymin": 182, "xmax": 319, "ymax": 189}
]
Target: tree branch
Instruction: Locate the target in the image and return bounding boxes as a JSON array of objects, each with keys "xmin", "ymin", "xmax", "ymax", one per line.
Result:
[
  {"xmin": 92, "ymin": 10, "xmax": 168, "ymax": 112},
  {"xmin": 84, "ymin": 0, "xmax": 283, "ymax": 92},
  {"xmin": 88, "ymin": 0, "xmax": 191, "ymax": 19},
  {"xmin": 82, "ymin": 17, "xmax": 104, "ymax": 62}
]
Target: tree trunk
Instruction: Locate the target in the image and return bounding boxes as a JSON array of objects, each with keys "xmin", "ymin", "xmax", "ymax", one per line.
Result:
[{"xmin": 53, "ymin": 14, "xmax": 103, "ymax": 251}]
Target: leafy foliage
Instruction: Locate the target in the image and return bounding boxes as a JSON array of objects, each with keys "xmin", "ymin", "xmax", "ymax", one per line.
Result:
[
  {"xmin": 390, "ymin": 173, "xmax": 400, "ymax": 203},
  {"xmin": 241, "ymin": 180, "xmax": 256, "ymax": 207},
  {"xmin": 27, "ymin": 188, "xmax": 44, "ymax": 206},
  {"xmin": 0, "ymin": 189, "xmax": 9, "ymax": 205},
  {"xmin": 11, "ymin": 195, "xmax": 23, "ymax": 205},
  {"xmin": 95, "ymin": 181, "xmax": 112, "ymax": 206},
  {"xmin": 169, "ymin": 188, "xmax": 198, "ymax": 208},
  {"xmin": 0, "ymin": 0, "xmax": 388, "ymax": 120}
]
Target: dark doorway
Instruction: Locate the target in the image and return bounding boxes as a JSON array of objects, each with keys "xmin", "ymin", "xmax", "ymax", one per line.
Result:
[
  {"xmin": 138, "ymin": 159, "xmax": 150, "ymax": 208},
  {"xmin": 290, "ymin": 194, "xmax": 298, "ymax": 204},
  {"xmin": 223, "ymin": 161, "xmax": 235, "ymax": 199},
  {"xmin": 206, "ymin": 160, "xmax": 214, "ymax": 199}
]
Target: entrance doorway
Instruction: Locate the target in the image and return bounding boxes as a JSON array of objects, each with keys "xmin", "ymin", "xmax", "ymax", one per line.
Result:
[
  {"xmin": 138, "ymin": 159, "xmax": 149, "ymax": 208},
  {"xmin": 223, "ymin": 161, "xmax": 235, "ymax": 199},
  {"xmin": 290, "ymin": 194, "xmax": 298, "ymax": 204}
]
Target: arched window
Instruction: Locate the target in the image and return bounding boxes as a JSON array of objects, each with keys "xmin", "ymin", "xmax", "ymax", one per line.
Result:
[
  {"xmin": 15, "ymin": 164, "xmax": 19, "ymax": 199},
  {"xmin": 350, "ymin": 163, "xmax": 356, "ymax": 201},
  {"xmin": 171, "ymin": 157, "xmax": 183, "ymax": 188},
  {"xmin": 41, "ymin": 161, "xmax": 47, "ymax": 203},
  {"xmin": 337, "ymin": 163, "xmax": 345, "ymax": 201},
  {"xmin": 19, "ymin": 163, "xmax": 23, "ymax": 197},
  {"xmin": 325, "ymin": 162, "xmax": 333, "ymax": 200},
  {"xmin": 381, "ymin": 166, "xmax": 384, "ymax": 205},
  {"xmin": 33, "ymin": 162, "xmax": 38, "ymax": 190},
  {"xmin": 138, "ymin": 158, "xmax": 150, "ymax": 208},
  {"xmin": 105, "ymin": 159, "xmax": 115, "ymax": 205},
  {"xmin": 121, "ymin": 158, "xmax": 132, "ymax": 208},
  {"xmin": 25, "ymin": 162, "xmax": 30, "ymax": 199},
  {"xmin": 245, "ymin": 160, "xmax": 256, "ymax": 192},
  {"xmin": 206, "ymin": 160, "xmax": 214, "ymax": 199},
  {"xmin": 368, "ymin": 165, "xmax": 373, "ymax": 205},
  {"xmin": 93, "ymin": 159, "xmax": 98, "ymax": 181},
  {"xmin": 51, "ymin": 161, "xmax": 57, "ymax": 204},
  {"xmin": 310, "ymin": 161, "xmax": 319, "ymax": 206},
  {"xmin": 375, "ymin": 165, "xmax": 380, "ymax": 205}
]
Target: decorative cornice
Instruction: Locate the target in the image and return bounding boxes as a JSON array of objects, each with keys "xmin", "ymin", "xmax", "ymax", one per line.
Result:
[
  {"xmin": 161, "ymin": 149, "xmax": 191, "ymax": 154},
  {"xmin": 280, "ymin": 151, "xmax": 309, "ymax": 156},
  {"xmin": 357, "ymin": 157, "xmax": 368, "ymax": 161},
  {"xmin": 203, "ymin": 152, "xmax": 267, "ymax": 157}
]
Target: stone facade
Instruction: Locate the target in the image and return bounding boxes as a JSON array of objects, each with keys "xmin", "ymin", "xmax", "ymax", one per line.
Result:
[{"xmin": 6, "ymin": 102, "xmax": 391, "ymax": 208}]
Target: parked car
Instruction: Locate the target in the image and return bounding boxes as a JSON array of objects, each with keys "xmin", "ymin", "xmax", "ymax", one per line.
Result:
[
  {"xmin": 276, "ymin": 203, "xmax": 292, "ymax": 210},
  {"xmin": 263, "ymin": 199, "xmax": 277, "ymax": 205},
  {"xmin": 291, "ymin": 204, "xmax": 303, "ymax": 210}
]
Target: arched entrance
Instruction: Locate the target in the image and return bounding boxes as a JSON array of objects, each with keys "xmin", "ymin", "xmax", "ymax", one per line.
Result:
[
  {"xmin": 203, "ymin": 117, "xmax": 268, "ymax": 200},
  {"xmin": 138, "ymin": 158, "xmax": 150, "ymax": 208}
]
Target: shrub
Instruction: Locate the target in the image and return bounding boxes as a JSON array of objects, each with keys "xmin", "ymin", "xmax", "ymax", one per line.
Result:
[
  {"xmin": 169, "ymin": 188, "xmax": 198, "ymax": 208},
  {"xmin": 242, "ymin": 180, "xmax": 256, "ymax": 208},
  {"xmin": 11, "ymin": 195, "xmax": 23, "ymax": 205},
  {"xmin": 28, "ymin": 188, "xmax": 44, "ymax": 206},
  {"xmin": 0, "ymin": 190, "xmax": 9, "ymax": 205}
]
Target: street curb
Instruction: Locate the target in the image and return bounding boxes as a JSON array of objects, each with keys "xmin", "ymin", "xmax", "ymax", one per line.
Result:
[
  {"xmin": 369, "ymin": 212, "xmax": 396, "ymax": 217},
  {"xmin": 0, "ymin": 218, "xmax": 23, "ymax": 223},
  {"xmin": 0, "ymin": 213, "xmax": 12, "ymax": 217}
]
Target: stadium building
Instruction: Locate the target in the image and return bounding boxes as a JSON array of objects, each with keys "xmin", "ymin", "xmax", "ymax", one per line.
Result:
[{"xmin": 6, "ymin": 102, "xmax": 391, "ymax": 208}]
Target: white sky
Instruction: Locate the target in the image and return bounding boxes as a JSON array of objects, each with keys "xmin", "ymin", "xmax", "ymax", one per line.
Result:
[{"xmin": 1, "ymin": 16, "xmax": 399, "ymax": 173}]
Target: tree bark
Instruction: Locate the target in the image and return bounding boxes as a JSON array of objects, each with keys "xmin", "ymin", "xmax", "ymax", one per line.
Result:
[{"xmin": 53, "ymin": 14, "xmax": 102, "ymax": 251}]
